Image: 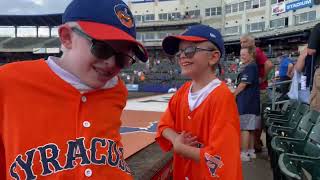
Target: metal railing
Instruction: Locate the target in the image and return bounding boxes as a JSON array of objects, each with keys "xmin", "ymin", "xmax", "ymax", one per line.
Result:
[{"xmin": 268, "ymin": 79, "xmax": 292, "ymax": 110}]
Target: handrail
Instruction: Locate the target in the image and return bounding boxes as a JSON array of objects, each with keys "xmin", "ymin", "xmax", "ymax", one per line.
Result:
[{"xmin": 268, "ymin": 80, "xmax": 292, "ymax": 110}]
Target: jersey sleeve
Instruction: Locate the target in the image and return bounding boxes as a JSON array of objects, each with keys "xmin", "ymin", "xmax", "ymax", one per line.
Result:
[
  {"xmin": 199, "ymin": 90, "xmax": 242, "ymax": 180},
  {"xmin": 240, "ymin": 65, "xmax": 256, "ymax": 84},
  {"xmin": 155, "ymin": 94, "xmax": 177, "ymax": 152}
]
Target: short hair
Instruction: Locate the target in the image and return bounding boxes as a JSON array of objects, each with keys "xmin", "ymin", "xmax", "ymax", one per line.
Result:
[{"xmin": 240, "ymin": 34, "xmax": 255, "ymax": 45}]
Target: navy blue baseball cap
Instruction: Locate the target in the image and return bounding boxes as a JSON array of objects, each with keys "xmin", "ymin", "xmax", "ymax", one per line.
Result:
[
  {"xmin": 162, "ymin": 24, "xmax": 224, "ymax": 57},
  {"xmin": 62, "ymin": 0, "xmax": 148, "ymax": 62}
]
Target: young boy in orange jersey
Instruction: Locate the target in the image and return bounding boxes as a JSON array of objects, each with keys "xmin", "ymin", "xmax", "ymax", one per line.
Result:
[
  {"xmin": 0, "ymin": 0, "xmax": 147, "ymax": 179},
  {"xmin": 156, "ymin": 25, "xmax": 243, "ymax": 179}
]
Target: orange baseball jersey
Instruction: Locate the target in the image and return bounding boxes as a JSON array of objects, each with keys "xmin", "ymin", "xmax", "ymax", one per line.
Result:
[
  {"xmin": 156, "ymin": 81, "xmax": 243, "ymax": 180},
  {"xmin": 0, "ymin": 60, "xmax": 132, "ymax": 180}
]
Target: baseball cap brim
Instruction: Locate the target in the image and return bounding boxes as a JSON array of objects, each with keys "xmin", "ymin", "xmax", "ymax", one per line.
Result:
[
  {"xmin": 162, "ymin": 35, "xmax": 207, "ymax": 55},
  {"xmin": 78, "ymin": 21, "xmax": 148, "ymax": 62}
]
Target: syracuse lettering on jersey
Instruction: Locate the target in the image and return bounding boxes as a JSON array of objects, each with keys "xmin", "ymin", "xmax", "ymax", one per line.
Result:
[{"xmin": 9, "ymin": 137, "xmax": 131, "ymax": 179}]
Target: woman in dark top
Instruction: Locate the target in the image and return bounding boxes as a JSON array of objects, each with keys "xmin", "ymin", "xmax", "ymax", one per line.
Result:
[{"xmin": 234, "ymin": 46, "xmax": 260, "ymax": 161}]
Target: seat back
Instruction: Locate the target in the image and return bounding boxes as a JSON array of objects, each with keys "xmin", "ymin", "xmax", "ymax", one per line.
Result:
[
  {"xmin": 293, "ymin": 110, "xmax": 320, "ymax": 139},
  {"xmin": 289, "ymin": 104, "xmax": 309, "ymax": 127},
  {"xmin": 301, "ymin": 123, "xmax": 320, "ymax": 176},
  {"xmin": 304, "ymin": 123, "xmax": 320, "ymax": 157}
]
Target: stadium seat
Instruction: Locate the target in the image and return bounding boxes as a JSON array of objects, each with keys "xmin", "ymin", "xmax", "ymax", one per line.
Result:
[
  {"xmin": 270, "ymin": 110, "xmax": 320, "ymax": 178},
  {"xmin": 266, "ymin": 103, "xmax": 309, "ymax": 156},
  {"xmin": 278, "ymin": 122, "xmax": 320, "ymax": 180}
]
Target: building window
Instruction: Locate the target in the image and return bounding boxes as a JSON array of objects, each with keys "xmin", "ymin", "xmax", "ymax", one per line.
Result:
[
  {"xmin": 247, "ymin": 22, "xmax": 265, "ymax": 32},
  {"xmin": 232, "ymin": 4, "xmax": 238, "ymax": 13},
  {"xmin": 260, "ymin": 0, "xmax": 266, "ymax": 7},
  {"xmin": 225, "ymin": 26, "xmax": 240, "ymax": 35},
  {"xmin": 169, "ymin": 12, "xmax": 181, "ymax": 20},
  {"xmin": 239, "ymin": 2, "xmax": 245, "ymax": 11},
  {"xmin": 158, "ymin": 32, "xmax": 167, "ymax": 39},
  {"xmin": 205, "ymin": 7, "xmax": 222, "ymax": 16},
  {"xmin": 205, "ymin": 8, "xmax": 210, "ymax": 16},
  {"xmin": 270, "ymin": 18, "xmax": 285, "ymax": 29},
  {"xmin": 217, "ymin": 7, "xmax": 222, "ymax": 15},
  {"xmin": 210, "ymin": 8, "xmax": 216, "ymax": 15},
  {"xmin": 186, "ymin": 10, "xmax": 200, "ymax": 17},
  {"xmin": 145, "ymin": 14, "xmax": 155, "ymax": 21},
  {"xmin": 226, "ymin": 5, "xmax": 231, "ymax": 14},
  {"xmin": 136, "ymin": 32, "xmax": 143, "ymax": 41},
  {"xmin": 159, "ymin": 13, "xmax": 168, "ymax": 20},
  {"xmin": 245, "ymin": 1, "xmax": 251, "ymax": 10},
  {"xmin": 144, "ymin": 32, "xmax": 155, "ymax": 40},
  {"xmin": 252, "ymin": 0, "xmax": 259, "ymax": 8},
  {"xmin": 295, "ymin": 11, "xmax": 316, "ymax": 24},
  {"xmin": 134, "ymin": 15, "xmax": 142, "ymax": 22}
]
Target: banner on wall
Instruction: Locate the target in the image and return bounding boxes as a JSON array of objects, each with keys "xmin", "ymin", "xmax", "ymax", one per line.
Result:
[
  {"xmin": 286, "ymin": 0, "xmax": 313, "ymax": 11},
  {"xmin": 272, "ymin": 2, "xmax": 286, "ymax": 15},
  {"xmin": 126, "ymin": 84, "xmax": 139, "ymax": 92}
]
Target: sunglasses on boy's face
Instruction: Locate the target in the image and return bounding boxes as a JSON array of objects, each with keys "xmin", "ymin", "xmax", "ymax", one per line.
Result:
[
  {"xmin": 71, "ymin": 27, "xmax": 136, "ymax": 68},
  {"xmin": 175, "ymin": 46, "xmax": 217, "ymax": 60}
]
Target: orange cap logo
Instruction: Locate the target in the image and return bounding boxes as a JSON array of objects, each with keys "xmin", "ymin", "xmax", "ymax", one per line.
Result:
[{"xmin": 114, "ymin": 4, "xmax": 134, "ymax": 28}]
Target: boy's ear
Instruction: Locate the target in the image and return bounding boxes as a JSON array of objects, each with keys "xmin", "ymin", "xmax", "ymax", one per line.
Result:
[
  {"xmin": 208, "ymin": 51, "xmax": 221, "ymax": 66},
  {"xmin": 58, "ymin": 25, "xmax": 73, "ymax": 50}
]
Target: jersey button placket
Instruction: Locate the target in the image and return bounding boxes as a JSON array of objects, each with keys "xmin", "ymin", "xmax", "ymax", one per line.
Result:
[
  {"xmin": 81, "ymin": 96, "xmax": 87, "ymax": 103},
  {"xmin": 84, "ymin": 168, "xmax": 92, "ymax": 177},
  {"xmin": 83, "ymin": 121, "xmax": 91, "ymax": 128}
]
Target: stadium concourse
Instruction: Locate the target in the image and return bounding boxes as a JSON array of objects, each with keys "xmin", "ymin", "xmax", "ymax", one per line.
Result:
[{"xmin": 124, "ymin": 92, "xmax": 272, "ymax": 180}]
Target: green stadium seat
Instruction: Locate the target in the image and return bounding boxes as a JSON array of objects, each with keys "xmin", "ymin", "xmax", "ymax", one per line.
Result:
[
  {"xmin": 270, "ymin": 110, "xmax": 320, "ymax": 178},
  {"xmin": 278, "ymin": 122, "xmax": 320, "ymax": 179}
]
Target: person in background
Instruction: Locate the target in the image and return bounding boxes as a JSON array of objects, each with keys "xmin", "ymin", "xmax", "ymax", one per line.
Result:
[
  {"xmin": 240, "ymin": 34, "xmax": 273, "ymax": 152},
  {"xmin": 278, "ymin": 52, "xmax": 294, "ymax": 99},
  {"xmin": 295, "ymin": 23, "xmax": 320, "ymax": 111},
  {"xmin": 234, "ymin": 47, "xmax": 260, "ymax": 161}
]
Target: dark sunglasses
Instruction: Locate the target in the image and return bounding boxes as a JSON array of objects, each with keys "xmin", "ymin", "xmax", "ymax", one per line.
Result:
[
  {"xmin": 71, "ymin": 27, "xmax": 136, "ymax": 68},
  {"xmin": 175, "ymin": 46, "xmax": 217, "ymax": 60}
]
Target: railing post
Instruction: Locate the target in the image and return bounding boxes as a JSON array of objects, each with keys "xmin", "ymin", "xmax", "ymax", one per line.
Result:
[{"xmin": 272, "ymin": 81, "xmax": 276, "ymax": 110}]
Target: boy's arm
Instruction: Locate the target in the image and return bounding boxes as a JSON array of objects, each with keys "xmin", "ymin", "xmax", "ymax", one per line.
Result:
[
  {"xmin": 156, "ymin": 93, "xmax": 179, "ymax": 151},
  {"xmin": 163, "ymin": 128, "xmax": 200, "ymax": 161},
  {"xmin": 172, "ymin": 133, "xmax": 200, "ymax": 161},
  {"xmin": 162, "ymin": 128, "xmax": 178, "ymax": 144}
]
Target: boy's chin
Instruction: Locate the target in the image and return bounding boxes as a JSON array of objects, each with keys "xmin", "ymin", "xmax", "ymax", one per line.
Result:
[{"xmin": 180, "ymin": 71, "xmax": 192, "ymax": 78}]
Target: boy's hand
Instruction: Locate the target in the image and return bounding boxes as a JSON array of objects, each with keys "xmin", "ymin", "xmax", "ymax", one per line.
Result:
[{"xmin": 173, "ymin": 131, "xmax": 198, "ymax": 152}]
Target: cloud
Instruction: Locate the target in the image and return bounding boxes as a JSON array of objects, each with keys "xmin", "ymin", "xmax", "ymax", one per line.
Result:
[{"xmin": 31, "ymin": 0, "xmax": 45, "ymax": 6}]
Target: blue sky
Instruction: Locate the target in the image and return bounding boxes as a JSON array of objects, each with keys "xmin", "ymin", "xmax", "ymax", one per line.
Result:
[{"xmin": 0, "ymin": 0, "xmax": 129, "ymax": 15}]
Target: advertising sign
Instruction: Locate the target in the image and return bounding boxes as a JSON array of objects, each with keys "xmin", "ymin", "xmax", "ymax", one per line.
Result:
[
  {"xmin": 272, "ymin": 2, "xmax": 286, "ymax": 15},
  {"xmin": 286, "ymin": 0, "xmax": 313, "ymax": 11}
]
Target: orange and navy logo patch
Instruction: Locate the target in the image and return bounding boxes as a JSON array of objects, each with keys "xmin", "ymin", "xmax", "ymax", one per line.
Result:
[{"xmin": 114, "ymin": 4, "xmax": 134, "ymax": 28}]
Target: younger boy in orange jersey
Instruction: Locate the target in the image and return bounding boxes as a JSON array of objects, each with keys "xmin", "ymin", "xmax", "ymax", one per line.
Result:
[
  {"xmin": 0, "ymin": 0, "xmax": 147, "ymax": 179},
  {"xmin": 156, "ymin": 25, "xmax": 243, "ymax": 179}
]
